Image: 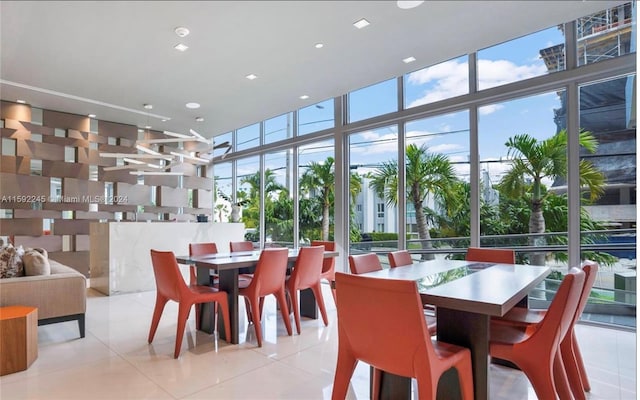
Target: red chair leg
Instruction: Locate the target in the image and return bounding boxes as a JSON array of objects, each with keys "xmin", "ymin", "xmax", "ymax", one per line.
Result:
[
  {"xmin": 148, "ymin": 295, "xmax": 168, "ymax": 343},
  {"xmin": 276, "ymin": 289, "xmax": 293, "ymax": 336},
  {"xmin": 331, "ymin": 347, "xmax": 358, "ymax": 400},
  {"xmin": 289, "ymin": 289, "xmax": 301, "ymax": 334},
  {"xmin": 571, "ymin": 331, "xmax": 591, "ymax": 391},
  {"xmin": 311, "ymin": 283, "xmax": 329, "ymax": 326},
  {"xmin": 249, "ymin": 297, "xmax": 263, "ymax": 347},
  {"xmin": 561, "ymin": 334, "xmax": 586, "ymax": 400},
  {"xmin": 174, "ymin": 303, "xmax": 192, "ymax": 358}
]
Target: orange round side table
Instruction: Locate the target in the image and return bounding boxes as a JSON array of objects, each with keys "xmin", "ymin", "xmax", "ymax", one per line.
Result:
[{"xmin": 0, "ymin": 305, "xmax": 38, "ymax": 376}]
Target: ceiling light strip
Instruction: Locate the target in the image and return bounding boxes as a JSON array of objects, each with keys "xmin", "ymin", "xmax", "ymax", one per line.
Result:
[
  {"xmin": 0, "ymin": 80, "xmax": 172, "ymax": 120},
  {"xmin": 129, "ymin": 171, "xmax": 184, "ymax": 176},
  {"xmin": 169, "ymin": 151, "xmax": 209, "ymax": 163}
]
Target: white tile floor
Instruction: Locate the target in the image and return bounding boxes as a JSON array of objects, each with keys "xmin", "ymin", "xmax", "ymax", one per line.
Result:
[{"xmin": 0, "ymin": 283, "xmax": 636, "ymax": 399}]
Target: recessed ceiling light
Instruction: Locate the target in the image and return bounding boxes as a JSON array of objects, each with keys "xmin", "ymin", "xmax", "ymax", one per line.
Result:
[
  {"xmin": 300, "ymin": 95, "xmax": 309, "ymax": 100},
  {"xmin": 314, "ymin": 43, "xmax": 324, "ymax": 49},
  {"xmin": 397, "ymin": 1, "xmax": 424, "ymax": 9},
  {"xmin": 246, "ymin": 74, "xmax": 258, "ymax": 80},
  {"xmin": 195, "ymin": 117, "xmax": 204, "ymax": 122},
  {"xmin": 161, "ymin": 119, "xmax": 168, "ymax": 122},
  {"xmin": 174, "ymin": 43, "xmax": 189, "ymax": 52},
  {"xmin": 88, "ymin": 114, "xmax": 97, "ymax": 118},
  {"xmin": 353, "ymin": 18, "xmax": 370, "ymax": 29},
  {"xmin": 185, "ymin": 102, "xmax": 200, "ymax": 109},
  {"xmin": 145, "ymin": 125, "xmax": 152, "ymax": 129},
  {"xmin": 143, "ymin": 104, "xmax": 153, "ymax": 109},
  {"xmin": 174, "ymin": 26, "xmax": 190, "ymax": 37},
  {"xmin": 16, "ymin": 99, "xmax": 26, "ymax": 104},
  {"xmin": 403, "ymin": 56, "xmax": 416, "ymax": 63}
]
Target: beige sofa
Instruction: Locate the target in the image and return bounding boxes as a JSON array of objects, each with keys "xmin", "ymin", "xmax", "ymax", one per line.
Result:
[{"xmin": 0, "ymin": 260, "xmax": 86, "ymax": 338}]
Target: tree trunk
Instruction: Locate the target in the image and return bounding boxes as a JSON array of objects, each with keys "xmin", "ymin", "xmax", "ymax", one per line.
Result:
[
  {"xmin": 414, "ymin": 199, "xmax": 435, "ymax": 261},
  {"xmin": 528, "ymin": 199, "xmax": 546, "ymax": 266},
  {"xmin": 322, "ymin": 201, "xmax": 330, "ymax": 241}
]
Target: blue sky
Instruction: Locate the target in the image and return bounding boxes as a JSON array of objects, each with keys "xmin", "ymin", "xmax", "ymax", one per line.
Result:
[{"xmin": 227, "ymin": 24, "xmax": 568, "ymax": 191}]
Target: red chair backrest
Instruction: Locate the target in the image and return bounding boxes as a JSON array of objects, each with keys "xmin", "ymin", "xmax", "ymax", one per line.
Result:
[
  {"xmin": 230, "ymin": 241, "xmax": 253, "ymax": 252},
  {"xmin": 335, "ymin": 272, "xmax": 436, "ymax": 377},
  {"xmin": 290, "ymin": 246, "xmax": 325, "ymax": 288},
  {"xmin": 150, "ymin": 249, "xmax": 188, "ymax": 301},
  {"xmin": 249, "ymin": 248, "xmax": 290, "ymax": 297},
  {"xmin": 388, "ymin": 250, "xmax": 413, "ymax": 268},
  {"xmin": 189, "ymin": 242, "xmax": 218, "ymax": 256},
  {"xmin": 311, "ymin": 240, "xmax": 335, "ymax": 274},
  {"xmin": 465, "ymin": 247, "xmax": 515, "ymax": 264},
  {"xmin": 572, "ymin": 261, "xmax": 598, "ymax": 325},
  {"xmin": 348, "ymin": 253, "xmax": 383, "ymax": 274},
  {"xmin": 535, "ymin": 267, "xmax": 585, "ymax": 348}
]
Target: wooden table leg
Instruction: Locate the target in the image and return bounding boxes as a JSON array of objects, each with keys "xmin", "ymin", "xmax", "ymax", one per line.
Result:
[
  {"xmin": 437, "ymin": 308, "xmax": 490, "ymax": 400},
  {"xmin": 300, "ymin": 288, "xmax": 318, "ymax": 319},
  {"xmin": 216, "ymin": 269, "xmax": 239, "ymax": 344},
  {"xmin": 197, "ymin": 267, "xmax": 239, "ymax": 344}
]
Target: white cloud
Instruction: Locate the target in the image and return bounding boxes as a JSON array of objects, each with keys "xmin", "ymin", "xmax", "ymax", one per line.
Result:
[
  {"xmin": 430, "ymin": 143, "xmax": 462, "ymax": 153},
  {"xmin": 407, "ymin": 58, "xmax": 548, "ymax": 115},
  {"xmin": 477, "ymin": 59, "xmax": 547, "ymax": 89},
  {"xmin": 478, "ymin": 104, "xmax": 505, "ymax": 115}
]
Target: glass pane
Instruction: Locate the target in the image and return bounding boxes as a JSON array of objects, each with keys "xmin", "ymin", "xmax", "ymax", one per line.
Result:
[
  {"xmin": 264, "ymin": 113, "xmax": 293, "ymax": 145},
  {"xmin": 350, "ymin": 125, "xmax": 398, "ymax": 265},
  {"xmin": 236, "ymin": 156, "xmax": 260, "ymax": 243},
  {"xmin": 299, "ymin": 139, "xmax": 335, "ymax": 244},
  {"xmin": 405, "ymin": 112, "xmax": 470, "ymax": 260},
  {"xmin": 213, "ymin": 161, "xmax": 232, "ymax": 222},
  {"xmin": 298, "ymin": 99, "xmax": 334, "ymax": 135},
  {"xmin": 576, "ymin": 2, "xmax": 635, "ymax": 66},
  {"xmin": 404, "ymin": 55, "xmax": 469, "ymax": 109},
  {"xmin": 579, "ymin": 74, "xmax": 636, "ymax": 328},
  {"xmin": 264, "ymin": 150, "xmax": 294, "ymax": 248},
  {"xmin": 348, "ymin": 78, "xmax": 398, "ymax": 123},
  {"xmin": 478, "ymin": 26, "xmax": 565, "ymax": 90},
  {"xmin": 236, "ymin": 123, "xmax": 260, "ymax": 152},
  {"xmin": 479, "ymin": 91, "xmax": 566, "ymax": 269},
  {"xmin": 213, "ymin": 132, "xmax": 232, "ymax": 158}
]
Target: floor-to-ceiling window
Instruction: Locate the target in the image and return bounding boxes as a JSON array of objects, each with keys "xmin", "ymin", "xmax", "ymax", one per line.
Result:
[{"xmin": 212, "ymin": 3, "xmax": 636, "ymax": 328}]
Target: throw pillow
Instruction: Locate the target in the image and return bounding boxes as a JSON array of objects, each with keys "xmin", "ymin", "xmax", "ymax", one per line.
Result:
[
  {"xmin": 23, "ymin": 249, "xmax": 51, "ymax": 276},
  {"xmin": 0, "ymin": 244, "xmax": 25, "ymax": 278}
]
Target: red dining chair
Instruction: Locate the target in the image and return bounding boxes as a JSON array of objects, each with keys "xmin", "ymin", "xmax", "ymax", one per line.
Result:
[
  {"xmin": 230, "ymin": 241, "xmax": 254, "ymax": 252},
  {"xmin": 148, "ymin": 249, "xmax": 231, "ymax": 358},
  {"xmin": 387, "ymin": 250, "xmax": 413, "ymax": 268},
  {"xmin": 311, "ymin": 240, "xmax": 336, "ymax": 303},
  {"xmin": 350, "ymin": 252, "xmax": 436, "ymax": 336},
  {"xmin": 332, "ymin": 272, "xmax": 474, "ymax": 400},
  {"xmin": 386, "ymin": 249, "xmax": 437, "ymax": 336},
  {"xmin": 348, "ymin": 253, "xmax": 383, "ymax": 274},
  {"xmin": 465, "ymin": 247, "xmax": 516, "ymax": 264},
  {"xmin": 489, "ymin": 267, "xmax": 585, "ymax": 400},
  {"xmin": 188, "ymin": 242, "xmax": 219, "ymax": 329},
  {"xmin": 188, "ymin": 242, "xmax": 218, "ymax": 284},
  {"xmin": 285, "ymin": 245, "xmax": 328, "ymax": 334},
  {"xmin": 493, "ymin": 261, "xmax": 599, "ymax": 399},
  {"xmin": 238, "ymin": 248, "xmax": 293, "ymax": 347}
]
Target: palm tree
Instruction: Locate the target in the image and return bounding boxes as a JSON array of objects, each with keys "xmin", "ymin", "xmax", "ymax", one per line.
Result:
[
  {"xmin": 499, "ymin": 129, "xmax": 605, "ymax": 265},
  {"xmin": 370, "ymin": 144, "xmax": 457, "ymax": 260},
  {"xmin": 239, "ymin": 169, "xmax": 286, "ymax": 231},
  {"xmin": 300, "ymin": 157, "xmax": 362, "ymax": 241}
]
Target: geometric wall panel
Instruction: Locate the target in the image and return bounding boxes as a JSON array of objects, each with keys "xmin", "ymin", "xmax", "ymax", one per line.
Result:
[
  {"xmin": 0, "ymin": 172, "xmax": 50, "ymax": 197},
  {"xmin": 52, "ymin": 219, "xmax": 91, "ymax": 235},
  {"xmin": 1, "ymin": 102, "xmax": 214, "ymax": 277},
  {"xmin": 158, "ymin": 186, "xmax": 188, "ymax": 208},
  {"xmin": 13, "ymin": 235, "xmax": 64, "ymax": 252},
  {"xmin": 42, "ymin": 110, "xmax": 89, "ymax": 132}
]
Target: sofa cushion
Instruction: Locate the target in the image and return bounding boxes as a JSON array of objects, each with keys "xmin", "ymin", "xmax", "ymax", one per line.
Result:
[
  {"xmin": 0, "ymin": 244, "xmax": 25, "ymax": 278},
  {"xmin": 23, "ymin": 248, "xmax": 51, "ymax": 276}
]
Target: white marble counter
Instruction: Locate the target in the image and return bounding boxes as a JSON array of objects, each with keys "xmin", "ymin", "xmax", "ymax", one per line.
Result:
[{"xmin": 89, "ymin": 222, "xmax": 245, "ymax": 295}]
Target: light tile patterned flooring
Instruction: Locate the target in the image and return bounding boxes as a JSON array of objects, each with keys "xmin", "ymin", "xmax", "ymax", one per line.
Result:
[{"xmin": 0, "ymin": 283, "xmax": 636, "ymax": 399}]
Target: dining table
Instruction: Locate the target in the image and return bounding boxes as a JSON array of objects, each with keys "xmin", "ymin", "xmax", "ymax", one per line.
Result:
[
  {"xmin": 357, "ymin": 258, "xmax": 550, "ymax": 400},
  {"xmin": 176, "ymin": 248, "xmax": 339, "ymax": 345}
]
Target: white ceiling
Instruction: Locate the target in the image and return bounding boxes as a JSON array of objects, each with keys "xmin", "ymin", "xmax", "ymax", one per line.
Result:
[{"xmin": 0, "ymin": 1, "xmax": 626, "ymax": 139}]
